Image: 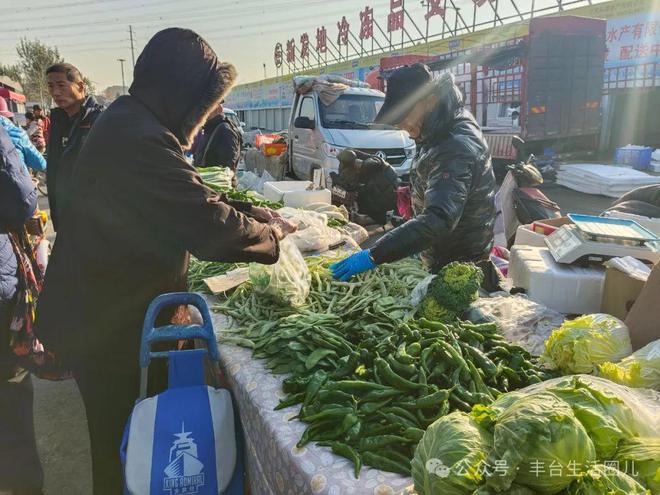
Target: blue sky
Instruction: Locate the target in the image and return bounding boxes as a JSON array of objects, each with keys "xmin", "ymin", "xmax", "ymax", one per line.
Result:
[{"xmin": 0, "ymin": 0, "xmax": 603, "ymax": 90}]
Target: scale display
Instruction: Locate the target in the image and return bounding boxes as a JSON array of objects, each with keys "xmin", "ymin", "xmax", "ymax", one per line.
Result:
[{"xmin": 546, "ymin": 216, "xmax": 660, "ymax": 265}]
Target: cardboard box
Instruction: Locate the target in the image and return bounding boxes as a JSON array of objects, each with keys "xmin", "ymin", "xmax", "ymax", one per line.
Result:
[
  {"xmin": 625, "ymin": 262, "xmax": 660, "ymax": 350},
  {"xmin": 601, "ymin": 266, "xmax": 646, "ymax": 321}
]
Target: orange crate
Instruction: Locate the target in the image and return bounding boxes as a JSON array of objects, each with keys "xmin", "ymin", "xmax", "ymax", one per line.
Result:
[{"xmin": 262, "ymin": 143, "xmax": 287, "ymax": 157}]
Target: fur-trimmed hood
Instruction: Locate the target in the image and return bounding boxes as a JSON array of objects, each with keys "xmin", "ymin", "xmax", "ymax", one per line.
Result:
[{"xmin": 129, "ymin": 28, "xmax": 236, "ymax": 148}]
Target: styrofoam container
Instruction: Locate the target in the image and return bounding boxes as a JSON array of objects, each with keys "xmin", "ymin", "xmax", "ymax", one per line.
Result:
[
  {"xmin": 263, "ymin": 181, "xmax": 312, "ymax": 202},
  {"xmin": 509, "ymin": 246, "xmax": 605, "ymax": 314},
  {"xmin": 514, "ymin": 225, "xmax": 547, "ymax": 247},
  {"xmin": 282, "ymin": 188, "xmax": 331, "ymax": 208}
]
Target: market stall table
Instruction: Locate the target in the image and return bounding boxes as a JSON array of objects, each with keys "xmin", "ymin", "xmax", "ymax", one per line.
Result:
[{"xmin": 203, "ymin": 295, "xmax": 415, "ymax": 495}]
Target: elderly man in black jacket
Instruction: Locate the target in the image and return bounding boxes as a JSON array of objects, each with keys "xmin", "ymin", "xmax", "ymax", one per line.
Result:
[
  {"xmin": 331, "ymin": 64, "xmax": 496, "ymax": 280},
  {"xmin": 36, "ymin": 29, "xmax": 294, "ymax": 494},
  {"xmin": 45, "ymin": 63, "xmax": 103, "ymax": 231}
]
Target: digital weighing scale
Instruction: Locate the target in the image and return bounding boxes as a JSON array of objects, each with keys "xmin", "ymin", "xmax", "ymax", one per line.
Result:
[{"xmin": 545, "ymin": 214, "xmax": 660, "ymax": 265}]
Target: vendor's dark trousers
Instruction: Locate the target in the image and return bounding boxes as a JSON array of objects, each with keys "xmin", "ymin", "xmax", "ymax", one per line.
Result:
[
  {"xmin": 0, "ymin": 300, "xmax": 44, "ymax": 495},
  {"xmin": 73, "ymin": 358, "xmax": 166, "ymax": 495}
]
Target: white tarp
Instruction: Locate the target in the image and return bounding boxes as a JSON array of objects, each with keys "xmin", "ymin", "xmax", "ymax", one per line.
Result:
[{"xmin": 557, "ymin": 164, "xmax": 660, "ymax": 198}]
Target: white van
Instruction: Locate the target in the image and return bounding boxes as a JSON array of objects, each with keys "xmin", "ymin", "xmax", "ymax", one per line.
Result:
[{"xmin": 287, "ymin": 84, "xmax": 415, "ymax": 181}]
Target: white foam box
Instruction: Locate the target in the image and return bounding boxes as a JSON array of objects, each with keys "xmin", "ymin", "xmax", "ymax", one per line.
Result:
[
  {"xmin": 263, "ymin": 181, "xmax": 331, "ymax": 208},
  {"xmin": 509, "ymin": 246, "xmax": 605, "ymax": 314},
  {"xmin": 514, "ymin": 225, "xmax": 547, "ymax": 247}
]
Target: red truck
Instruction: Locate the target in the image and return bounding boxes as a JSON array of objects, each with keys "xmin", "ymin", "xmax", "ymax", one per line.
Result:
[{"xmin": 379, "ymin": 15, "xmax": 607, "ymax": 161}]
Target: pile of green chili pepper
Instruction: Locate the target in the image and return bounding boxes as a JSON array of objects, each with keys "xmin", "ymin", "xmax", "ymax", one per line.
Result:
[{"xmin": 213, "ymin": 257, "xmax": 553, "ymax": 478}]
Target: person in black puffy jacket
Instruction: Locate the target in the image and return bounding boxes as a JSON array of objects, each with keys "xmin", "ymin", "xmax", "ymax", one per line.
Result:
[
  {"xmin": 331, "ymin": 64, "xmax": 496, "ymax": 280},
  {"xmin": 0, "ymin": 125, "xmax": 43, "ymax": 495}
]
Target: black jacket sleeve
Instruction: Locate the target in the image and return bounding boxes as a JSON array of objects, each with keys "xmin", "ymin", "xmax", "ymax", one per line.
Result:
[
  {"xmin": 370, "ymin": 140, "xmax": 474, "ymax": 265},
  {"xmin": 123, "ymin": 132, "xmax": 279, "ymax": 264},
  {"xmin": 204, "ymin": 122, "xmax": 241, "ymax": 170}
]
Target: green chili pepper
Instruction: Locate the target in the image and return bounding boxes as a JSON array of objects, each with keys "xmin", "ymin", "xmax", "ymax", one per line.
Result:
[
  {"xmin": 274, "ymin": 392, "xmax": 305, "ymax": 410},
  {"xmin": 402, "ymin": 427, "xmax": 425, "ymax": 442},
  {"xmin": 317, "ymin": 389, "xmax": 355, "ymax": 405},
  {"xmin": 325, "ymin": 380, "xmax": 392, "ymax": 393},
  {"xmin": 362, "ymin": 452, "xmax": 410, "ymax": 476},
  {"xmin": 414, "ymin": 388, "xmax": 453, "ymax": 409},
  {"xmin": 385, "ymin": 354, "xmax": 417, "ymax": 377},
  {"xmin": 359, "ymin": 398, "xmax": 392, "ymax": 414},
  {"xmin": 303, "ymin": 370, "xmax": 328, "ymax": 407},
  {"xmin": 375, "ymin": 357, "xmax": 426, "ymax": 391},
  {"xmin": 358, "ymin": 434, "xmax": 413, "ymax": 451},
  {"xmin": 301, "ymin": 406, "xmax": 354, "ymax": 423},
  {"xmin": 318, "ymin": 441, "xmax": 363, "ymax": 479},
  {"xmin": 406, "ymin": 342, "xmax": 421, "ymax": 357}
]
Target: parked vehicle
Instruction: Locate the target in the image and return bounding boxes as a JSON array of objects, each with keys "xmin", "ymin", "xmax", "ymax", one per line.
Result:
[{"xmin": 287, "ymin": 79, "xmax": 415, "ymax": 182}]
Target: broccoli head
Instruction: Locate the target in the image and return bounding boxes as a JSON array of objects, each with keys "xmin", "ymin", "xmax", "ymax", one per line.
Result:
[
  {"xmin": 422, "ymin": 262, "xmax": 483, "ymax": 319},
  {"xmin": 420, "ymin": 296, "xmax": 457, "ymax": 322}
]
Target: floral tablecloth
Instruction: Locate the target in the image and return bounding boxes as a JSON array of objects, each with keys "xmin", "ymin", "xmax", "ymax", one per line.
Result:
[{"xmin": 206, "ymin": 298, "xmax": 415, "ymax": 495}]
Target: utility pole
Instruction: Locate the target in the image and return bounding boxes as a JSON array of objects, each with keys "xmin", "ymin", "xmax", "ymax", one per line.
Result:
[
  {"xmin": 118, "ymin": 58, "xmax": 126, "ymax": 94},
  {"xmin": 129, "ymin": 25, "xmax": 136, "ymax": 68},
  {"xmin": 263, "ymin": 63, "xmax": 267, "ymax": 78}
]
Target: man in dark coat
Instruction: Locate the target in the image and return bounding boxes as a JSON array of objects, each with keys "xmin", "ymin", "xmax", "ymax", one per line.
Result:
[
  {"xmin": 35, "ymin": 28, "xmax": 292, "ymax": 494},
  {"xmin": 46, "ymin": 63, "xmax": 103, "ymax": 231},
  {"xmin": 0, "ymin": 125, "xmax": 43, "ymax": 495},
  {"xmin": 331, "ymin": 64, "xmax": 496, "ymax": 280},
  {"xmin": 193, "ymin": 101, "xmax": 243, "ymax": 175}
]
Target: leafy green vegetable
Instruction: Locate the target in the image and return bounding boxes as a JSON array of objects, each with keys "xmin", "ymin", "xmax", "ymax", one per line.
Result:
[
  {"xmin": 598, "ymin": 339, "xmax": 660, "ymax": 391},
  {"xmin": 485, "ymin": 391, "xmax": 596, "ymax": 494},
  {"xmin": 568, "ymin": 465, "xmax": 650, "ymax": 495},
  {"xmin": 420, "ymin": 262, "xmax": 483, "ymax": 321},
  {"xmin": 616, "ymin": 438, "xmax": 660, "ymax": 494},
  {"xmin": 541, "ymin": 314, "xmax": 633, "ymax": 374},
  {"xmin": 411, "ymin": 412, "xmax": 493, "ymax": 495},
  {"xmin": 545, "ymin": 377, "xmax": 637, "ymax": 459}
]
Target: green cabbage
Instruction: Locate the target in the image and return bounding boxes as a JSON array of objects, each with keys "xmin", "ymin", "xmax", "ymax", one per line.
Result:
[
  {"xmin": 544, "ymin": 376, "xmax": 638, "ymax": 459},
  {"xmin": 485, "ymin": 392, "xmax": 596, "ymax": 494},
  {"xmin": 568, "ymin": 465, "xmax": 650, "ymax": 494},
  {"xmin": 541, "ymin": 314, "xmax": 633, "ymax": 374},
  {"xmin": 598, "ymin": 340, "xmax": 660, "ymax": 391},
  {"xmin": 411, "ymin": 412, "xmax": 493, "ymax": 495},
  {"xmin": 616, "ymin": 438, "xmax": 660, "ymax": 494}
]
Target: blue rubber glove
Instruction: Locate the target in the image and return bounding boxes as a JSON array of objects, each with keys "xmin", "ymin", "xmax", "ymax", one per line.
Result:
[{"xmin": 330, "ymin": 250, "xmax": 377, "ymax": 281}]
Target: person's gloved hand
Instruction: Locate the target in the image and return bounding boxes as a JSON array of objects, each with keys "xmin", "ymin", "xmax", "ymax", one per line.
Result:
[{"xmin": 330, "ymin": 250, "xmax": 376, "ymax": 281}]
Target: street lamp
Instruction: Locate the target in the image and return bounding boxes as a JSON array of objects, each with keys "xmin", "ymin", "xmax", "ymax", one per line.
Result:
[{"xmin": 117, "ymin": 58, "xmax": 126, "ymax": 95}]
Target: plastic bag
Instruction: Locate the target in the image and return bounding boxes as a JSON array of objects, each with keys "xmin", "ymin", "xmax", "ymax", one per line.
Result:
[
  {"xmin": 603, "ymin": 256, "xmax": 651, "ymax": 282},
  {"xmin": 249, "ymin": 238, "xmax": 310, "ymax": 307},
  {"xmin": 336, "ymin": 222, "xmax": 368, "ymax": 245},
  {"xmin": 466, "ymin": 294, "xmax": 565, "ymax": 356},
  {"xmin": 598, "ymin": 339, "xmax": 660, "ymax": 390},
  {"xmin": 277, "ymin": 207, "xmax": 341, "ymax": 253}
]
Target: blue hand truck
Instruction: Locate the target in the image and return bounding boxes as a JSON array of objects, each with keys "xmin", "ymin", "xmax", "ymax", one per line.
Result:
[{"xmin": 121, "ymin": 292, "xmax": 245, "ymax": 495}]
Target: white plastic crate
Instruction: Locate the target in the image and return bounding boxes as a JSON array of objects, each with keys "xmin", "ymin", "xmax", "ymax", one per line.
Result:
[{"xmin": 509, "ymin": 246, "xmax": 605, "ymax": 314}]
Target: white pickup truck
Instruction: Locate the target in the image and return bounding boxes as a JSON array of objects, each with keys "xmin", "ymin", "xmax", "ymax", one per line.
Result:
[{"xmin": 287, "ymin": 79, "xmax": 415, "ymax": 182}]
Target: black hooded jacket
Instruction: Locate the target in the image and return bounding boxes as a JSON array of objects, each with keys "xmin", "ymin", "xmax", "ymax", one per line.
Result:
[
  {"xmin": 35, "ymin": 28, "xmax": 280, "ymax": 364},
  {"xmin": 370, "ymin": 74, "xmax": 496, "ymax": 271},
  {"xmin": 193, "ymin": 113, "xmax": 242, "ymax": 171}
]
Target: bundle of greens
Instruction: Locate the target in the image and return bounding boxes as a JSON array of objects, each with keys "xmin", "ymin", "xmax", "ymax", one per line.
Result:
[{"xmin": 419, "ymin": 262, "xmax": 484, "ymax": 322}]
